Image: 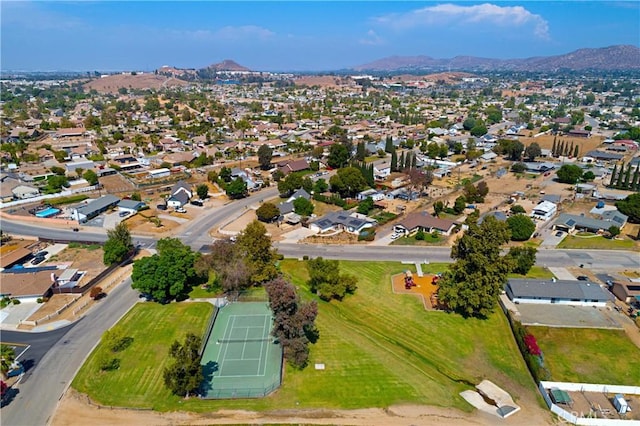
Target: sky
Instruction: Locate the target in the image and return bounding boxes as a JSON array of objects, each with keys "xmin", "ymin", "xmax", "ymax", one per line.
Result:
[{"xmin": 2, "ymin": 1, "xmax": 639, "ymax": 72}]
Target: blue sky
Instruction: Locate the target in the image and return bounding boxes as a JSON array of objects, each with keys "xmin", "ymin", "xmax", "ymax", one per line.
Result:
[{"xmin": 2, "ymin": 1, "xmax": 639, "ymax": 71}]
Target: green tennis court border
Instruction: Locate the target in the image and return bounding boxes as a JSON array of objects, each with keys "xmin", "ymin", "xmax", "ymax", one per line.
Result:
[{"xmin": 200, "ymin": 302, "xmax": 283, "ymax": 399}]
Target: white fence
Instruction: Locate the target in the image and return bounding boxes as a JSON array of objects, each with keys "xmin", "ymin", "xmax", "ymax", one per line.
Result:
[
  {"xmin": 538, "ymin": 381, "xmax": 640, "ymax": 426},
  {"xmin": 0, "ymin": 185, "xmax": 99, "ymax": 209}
]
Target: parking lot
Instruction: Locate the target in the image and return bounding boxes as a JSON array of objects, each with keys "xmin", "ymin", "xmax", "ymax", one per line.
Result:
[{"xmin": 515, "ymin": 303, "xmax": 623, "ymax": 329}]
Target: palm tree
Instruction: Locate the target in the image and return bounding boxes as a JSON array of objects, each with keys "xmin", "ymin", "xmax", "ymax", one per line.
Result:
[{"xmin": 0, "ymin": 345, "xmax": 16, "ymax": 379}]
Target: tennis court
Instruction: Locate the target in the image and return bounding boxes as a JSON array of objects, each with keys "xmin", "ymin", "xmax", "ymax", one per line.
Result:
[{"xmin": 200, "ymin": 302, "xmax": 283, "ymax": 398}]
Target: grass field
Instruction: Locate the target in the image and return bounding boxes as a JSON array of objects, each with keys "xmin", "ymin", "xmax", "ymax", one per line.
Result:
[
  {"xmin": 73, "ymin": 303, "xmax": 214, "ymax": 410},
  {"xmin": 527, "ymin": 327, "xmax": 640, "ymax": 385},
  {"xmin": 73, "ymin": 261, "xmax": 538, "ymax": 413},
  {"xmin": 557, "ymin": 235, "xmax": 636, "ymax": 250},
  {"xmin": 508, "ymin": 266, "xmax": 554, "ymax": 280}
]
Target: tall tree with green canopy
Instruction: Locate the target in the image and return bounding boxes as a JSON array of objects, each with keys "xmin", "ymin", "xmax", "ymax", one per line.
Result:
[
  {"xmin": 329, "ymin": 167, "xmax": 368, "ymax": 198},
  {"xmin": 1, "ymin": 345, "xmax": 16, "ymax": 379},
  {"xmin": 196, "ymin": 184, "xmax": 209, "ymax": 200},
  {"xmin": 306, "ymin": 257, "xmax": 357, "ymax": 301},
  {"xmin": 506, "ymin": 246, "xmax": 537, "ymax": 275},
  {"xmin": 225, "ymin": 177, "xmax": 247, "ymax": 199},
  {"xmin": 327, "ymin": 143, "xmax": 349, "ymax": 169},
  {"xmin": 616, "ymin": 193, "xmax": 640, "ymax": 224},
  {"xmin": 103, "ymin": 222, "xmax": 133, "ymax": 265},
  {"xmin": 355, "ymin": 141, "xmax": 366, "ymax": 161},
  {"xmin": 131, "ymin": 238, "xmax": 198, "ymax": 302},
  {"xmin": 438, "ymin": 216, "xmax": 513, "ymax": 318},
  {"xmin": 506, "ymin": 214, "xmax": 536, "ymax": 241},
  {"xmin": 390, "ymin": 149, "xmax": 398, "ymax": 172},
  {"xmin": 257, "ymin": 144, "xmax": 273, "ymax": 170},
  {"xmin": 163, "ymin": 333, "xmax": 203, "ymax": 397},
  {"xmin": 235, "ymin": 220, "xmax": 280, "ymax": 284},
  {"xmin": 556, "ymin": 164, "xmax": 583, "ymax": 184}
]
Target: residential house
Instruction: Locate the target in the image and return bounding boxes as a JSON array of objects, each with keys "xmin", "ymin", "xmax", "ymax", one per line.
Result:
[
  {"xmin": 11, "ymin": 185, "xmax": 40, "ymax": 200},
  {"xmin": 531, "ymin": 201, "xmax": 557, "ymax": 221},
  {"xmin": 0, "ymin": 247, "xmax": 33, "ymax": 270},
  {"xmin": 585, "ymin": 150, "xmax": 624, "ymax": 162},
  {"xmin": 276, "ymin": 158, "xmax": 310, "ymax": 175},
  {"xmin": 610, "ymin": 281, "xmax": 640, "ymax": 304},
  {"xmin": 310, "ymin": 211, "xmax": 376, "ymax": 234},
  {"xmin": 522, "ymin": 162, "xmax": 556, "ymax": 173},
  {"xmin": 72, "ymin": 195, "xmax": 120, "ymax": 223},
  {"xmin": 118, "ymin": 199, "xmax": 146, "ymax": 214},
  {"xmin": 506, "ymin": 278, "xmax": 611, "ymax": 307},
  {"xmin": 553, "ymin": 211, "xmax": 628, "ymax": 234},
  {"xmin": 166, "ymin": 181, "xmax": 192, "ymax": 208},
  {"xmin": 0, "ymin": 270, "xmax": 57, "ymax": 303},
  {"xmin": 394, "ymin": 211, "xmax": 457, "ymax": 236},
  {"xmin": 356, "ymin": 188, "xmax": 385, "ymax": 202}
]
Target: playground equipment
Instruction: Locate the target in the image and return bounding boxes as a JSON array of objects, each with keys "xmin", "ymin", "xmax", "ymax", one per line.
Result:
[{"xmin": 404, "ymin": 270, "xmax": 416, "ymax": 289}]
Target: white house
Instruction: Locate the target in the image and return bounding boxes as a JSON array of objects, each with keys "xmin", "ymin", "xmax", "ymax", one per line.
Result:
[
  {"xmin": 148, "ymin": 168, "xmax": 171, "ymax": 179},
  {"xmin": 167, "ymin": 181, "xmax": 192, "ymax": 208},
  {"xmin": 356, "ymin": 188, "xmax": 385, "ymax": 202},
  {"xmin": 506, "ymin": 279, "xmax": 611, "ymax": 307},
  {"xmin": 530, "ymin": 200, "xmax": 557, "ymax": 221}
]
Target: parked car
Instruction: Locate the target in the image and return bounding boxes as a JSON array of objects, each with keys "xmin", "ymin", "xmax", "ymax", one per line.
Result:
[
  {"xmin": 555, "ymin": 231, "xmax": 564, "ymax": 237},
  {"xmin": 119, "ymin": 211, "xmax": 129, "ymax": 217},
  {"xmin": 175, "ymin": 207, "xmax": 187, "ymax": 213},
  {"xmin": 390, "ymin": 233, "xmax": 402, "ymax": 240},
  {"xmin": 31, "ymin": 255, "xmax": 46, "ymax": 265},
  {"xmin": 156, "ymin": 204, "xmax": 167, "ymax": 210},
  {"xmin": 577, "ymin": 276, "xmax": 589, "ymax": 281},
  {"xmin": 190, "ymin": 200, "xmax": 204, "ymax": 206}
]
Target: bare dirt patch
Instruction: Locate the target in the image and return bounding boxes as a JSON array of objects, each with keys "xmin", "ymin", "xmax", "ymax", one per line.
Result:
[
  {"xmin": 392, "ymin": 272, "xmax": 439, "ymax": 309},
  {"xmin": 52, "ymin": 388, "xmax": 531, "ymax": 426},
  {"xmin": 99, "ymin": 174, "xmax": 136, "ymax": 194},
  {"xmin": 48, "ymin": 245, "xmax": 105, "ymax": 282},
  {"xmin": 518, "ymin": 134, "xmax": 604, "ymax": 156},
  {"xmin": 82, "ymin": 74, "xmax": 188, "ymax": 94}
]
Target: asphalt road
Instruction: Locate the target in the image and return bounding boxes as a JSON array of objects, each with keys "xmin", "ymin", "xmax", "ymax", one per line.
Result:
[
  {"xmin": 0, "ymin": 324, "xmax": 76, "ymax": 386},
  {"xmin": 1, "ymin": 277, "xmax": 140, "ymax": 426},
  {"xmin": 1, "ymin": 190, "xmax": 639, "ymax": 426}
]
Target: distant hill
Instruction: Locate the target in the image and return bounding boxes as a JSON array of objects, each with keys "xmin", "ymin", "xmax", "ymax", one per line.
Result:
[
  {"xmin": 204, "ymin": 59, "xmax": 251, "ymax": 72},
  {"xmin": 353, "ymin": 45, "xmax": 640, "ymax": 72},
  {"xmin": 83, "ymin": 73, "xmax": 188, "ymax": 94}
]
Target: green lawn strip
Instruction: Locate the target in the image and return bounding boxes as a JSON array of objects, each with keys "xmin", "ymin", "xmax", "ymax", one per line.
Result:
[
  {"xmin": 527, "ymin": 327, "xmax": 640, "ymax": 385},
  {"xmin": 508, "ymin": 266, "xmax": 553, "ymax": 280},
  {"xmin": 391, "ymin": 235, "xmax": 445, "ymax": 245},
  {"xmin": 73, "ymin": 302, "xmax": 214, "ymax": 409},
  {"xmin": 557, "ymin": 235, "xmax": 635, "ymax": 250}
]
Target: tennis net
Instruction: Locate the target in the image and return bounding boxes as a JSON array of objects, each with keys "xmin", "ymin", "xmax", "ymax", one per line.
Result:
[{"xmin": 217, "ymin": 338, "xmax": 273, "ymax": 344}]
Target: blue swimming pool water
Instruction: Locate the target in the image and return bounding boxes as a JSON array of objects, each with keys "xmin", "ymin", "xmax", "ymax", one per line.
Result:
[{"xmin": 35, "ymin": 207, "xmax": 60, "ymax": 218}]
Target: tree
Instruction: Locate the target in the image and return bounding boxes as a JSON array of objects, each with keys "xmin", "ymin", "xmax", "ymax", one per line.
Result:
[
  {"xmin": 470, "ymin": 121, "xmax": 487, "ymax": 137},
  {"xmin": 219, "ymin": 167, "xmax": 232, "ymax": 182},
  {"xmin": 616, "ymin": 193, "xmax": 640, "ymax": 223},
  {"xmin": 357, "ymin": 197, "xmax": 374, "ymax": 215},
  {"xmin": 582, "ymin": 171, "xmax": 595, "ymax": 181},
  {"xmin": 257, "ymin": 144, "xmax": 273, "ymax": 170},
  {"xmin": 608, "ymin": 225, "xmax": 621, "ymax": 238},
  {"xmin": 277, "ymin": 172, "xmax": 303, "ymax": 196},
  {"xmin": 1, "ymin": 345, "xmax": 16, "ymax": 379},
  {"xmin": 434, "ymin": 200, "xmax": 444, "ymax": 217},
  {"xmin": 329, "ymin": 167, "xmax": 367, "ymax": 198},
  {"xmin": 265, "ymin": 278, "xmax": 318, "ymax": 369},
  {"xmin": 507, "ymin": 214, "xmax": 536, "ymax": 241},
  {"xmin": 510, "ymin": 204, "xmax": 526, "ymax": 214},
  {"xmin": 355, "ymin": 141, "xmax": 366, "ymax": 161},
  {"xmin": 89, "ymin": 286, "xmax": 103, "ymax": 300},
  {"xmin": 384, "ymin": 136, "xmax": 394, "ymax": 153},
  {"xmin": 511, "ymin": 162, "xmax": 526, "ymax": 173},
  {"xmin": 437, "ymin": 216, "xmax": 513, "ymax": 318},
  {"xmin": 556, "ymin": 164, "xmax": 583, "ymax": 184},
  {"xmin": 327, "ymin": 143, "xmax": 349, "ymax": 169},
  {"xmin": 306, "ymin": 257, "xmax": 358, "ymax": 301},
  {"xmin": 390, "ymin": 149, "xmax": 398, "ymax": 172},
  {"xmin": 103, "ymin": 222, "xmax": 133, "ymax": 265},
  {"xmin": 194, "ymin": 239, "xmax": 251, "ymax": 296},
  {"xmin": 130, "ymin": 192, "xmax": 142, "ymax": 201},
  {"xmin": 293, "ymin": 197, "xmax": 314, "ymax": 216},
  {"xmin": 462, "ymin": 116, "xmax": 476, "ymax": 131},
  {"xmin": 163, "ymin": 333, "xmax": 203, "ymax": 397},
  {"xmin": 226, "ymin": 177, "xmax": 247, "ymax": 199},
  {"xmin": 80, "ymin": 169, "xmax": 98, "ymax": 186},
  {"xmin": 453, "ymin": 196, "xmax": 466, "ymax": 214},
  {"xmin": 131, "ymin": 238, "xmax": 198, "ymax": 302},
  {"xmin": 235, "ymin": 220, "xmax": 279, "ymax": 284},
  {"xmin": 506, "ymin": 246, "xmax": 537, "ymax": 275},
  {"xmin": 524, "ymin": 143, "xmax": 542, "ymax": 161},
  {"xmin": 196, "ymin": 184, "xmax": 209, "ymax": 200},
  {"xmin": 313, "ymin": 178, "xmax": 328, "ymax": 194},
  {"xmin": 256, "ymin": 202, "xmax": 280, "ymax": 222}
]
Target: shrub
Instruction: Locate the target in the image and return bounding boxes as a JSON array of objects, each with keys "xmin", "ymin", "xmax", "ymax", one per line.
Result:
[
  {"xmin": 415, "ymin": 229, "xmax": 425, "ymax": 240},
  {"xmin": 90, "ymin": 286, "xmax": 104, "ymax": 300},
  {"xmin": 97, "ymin": 352, "xmax": 120, "ymax": 371},
  {"xmin": 12, "ymin": 299, "xmax": 21, "ymax": 305}
]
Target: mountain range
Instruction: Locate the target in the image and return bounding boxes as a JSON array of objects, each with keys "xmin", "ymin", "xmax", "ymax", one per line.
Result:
[{"xmin": 352, "ymin": 45, "xmax": 640, "ymax": 72}]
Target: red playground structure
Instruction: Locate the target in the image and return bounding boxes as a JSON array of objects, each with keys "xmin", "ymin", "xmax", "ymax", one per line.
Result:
[{"xmin": 404, "ymin": 270, "xmax": 416, "ymax": 289}]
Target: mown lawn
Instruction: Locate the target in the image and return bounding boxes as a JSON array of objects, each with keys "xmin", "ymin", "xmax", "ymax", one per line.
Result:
[
  {"xmin": 557, "ymin": 235, "xmax": 635, "ymax": 250},
  {"xmin": 73, "ymin": 302, "xmax": 214, "ymax": 409},
  {"xmin": 527, "ymin": 327, "xmax": 640, "ymax": 385},
  {"xmin": 508, "ymin": 266, "xmax": 554, "ymax": 280},
  {"xmin": 74, "ymin": 261, "xmax": 537, "ymax": 413}
]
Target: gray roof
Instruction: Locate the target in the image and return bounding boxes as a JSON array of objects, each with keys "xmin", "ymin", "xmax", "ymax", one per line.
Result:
[
  {"xmin": 585, "ymin": 150, "xmax": 624, "ymax": 160},
  {"xmin": 312, "ymin": 211, "xmax": 373, "ymax": 231},
  {"xmin": 171, "ymin": 180, "xmax": 192, "ymax": 195},
  {"xmin": 278, "ymin": 201, "xmax": 294, "ymax": 215},
  {"xmin": 542, "ymin": 194, "xmax": 561, "ymax": 204},
  {"xmin": 289, "ymin": 188, "xmax": 311, "ymax": 201},
  {"xmin": 507, "ymin": 279, "xmax": 611, "ymax": 302},
  {"xmin": 478, "ymin": 211, "xmax": 507, "ymax": 224},
  {"xmin": 168, "ymin": 190, "xmax": 189, "ymax": 205},
  {"xmin": 76, "ymin": 195, "xmax": 120, "ymax": 216},
  {"xmin": 118, "ymin": 200, "xmax": 146, "ymax": 210},
  {"xmin": 554, "ymin": 212, "xmax": 626, "ymax": 231}
]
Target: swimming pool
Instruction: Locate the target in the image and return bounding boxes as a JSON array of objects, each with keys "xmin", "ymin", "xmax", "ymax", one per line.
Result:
[{"xmin": 35, "ymin": 207, "xmax": 61, "ymax": 218}]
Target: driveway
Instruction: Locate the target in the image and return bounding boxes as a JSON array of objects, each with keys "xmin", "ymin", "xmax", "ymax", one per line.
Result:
[
  {"xmin": 548, "ymin": 267, "xmax": 577, "ymax": 281},
  {"xmin": 515, "ymin": 303, "xmax": 622, "ymax": 329},
  {"xmin": 279, "ymin": 227, "xmax": 316, "ymax": 244},
  {"xmin": 0, "ymin": 303, "xmax": 43, "ymax": 329}
]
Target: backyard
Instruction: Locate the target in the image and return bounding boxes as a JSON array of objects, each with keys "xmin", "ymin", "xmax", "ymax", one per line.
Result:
[
  {"xmin": 526, "ymin": 326, "xmax": 640, "ymax": 385},
  {"xmin": 71, "ymin": 260, "xmax": 544, "ymax": 418}
]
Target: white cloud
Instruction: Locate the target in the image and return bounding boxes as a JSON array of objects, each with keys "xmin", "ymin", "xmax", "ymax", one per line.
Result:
[
  {"xmin": 1, "ymin": 1, "xmax": 86, "ymax": 31},
  {"xmin": 359, "ymin": 30, "xmax": 385, "ymax": 46},
  {"xmin": 375, "ymin": 3, "xmax": 550, "ymax": 40},
  {"xmin": 214, "ymin": 25, "xmax": 275, "ymax": 41}
]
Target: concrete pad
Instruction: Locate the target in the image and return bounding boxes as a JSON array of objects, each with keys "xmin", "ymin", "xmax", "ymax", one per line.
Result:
[
  {"xmin": 515, "ymin": 303, "xmax": 622, "ymax": 329},
  {"xmin": 477, "ymin": 380, "xmax": 518, "ymax": 409},
  {"xmin": 0, "ymin": 302, "xmax": 42, "ymax": 327},
  {"xmin": 548, "ymin": 267, "xmax": 577, "ymax": 281},
  {"xmin": 460, "ymin": 390, "xmax": 501, "ymax": 417},
  {"xmin": 280, "ymin": 227, "xmax": 315, "ymax": 244}
]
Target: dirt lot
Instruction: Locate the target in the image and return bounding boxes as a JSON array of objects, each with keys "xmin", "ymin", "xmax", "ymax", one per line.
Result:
[
  {"xmin": 518, "ymin": 134, "xmax": 605, "ymax": 156},
  {"xmin": 99, "ymin": 174, "xmax": 137, "ymax": 194},
  {"xmin": 52, "ymin": 387, "xmax": 541, "ymax": 426},
  {"xmin": 81, "ymin": 74, "xmax": 188, "ymax": 94},
  {"xmin": 47, "ymin": 244, "xmax": 105, "ymax": 282}
]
